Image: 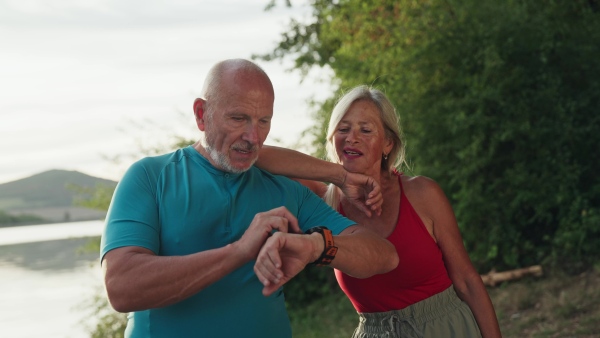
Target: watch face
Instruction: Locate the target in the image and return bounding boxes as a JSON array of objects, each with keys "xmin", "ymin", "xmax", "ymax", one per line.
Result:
[{"xmin": 305, "ymin": 226, "xmax": 328, "ymax": 234}]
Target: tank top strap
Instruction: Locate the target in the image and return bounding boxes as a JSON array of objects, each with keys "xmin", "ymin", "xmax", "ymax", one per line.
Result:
[{"xmin": 392, "ymin": 168, "xmax": 404, "ymax": 196}]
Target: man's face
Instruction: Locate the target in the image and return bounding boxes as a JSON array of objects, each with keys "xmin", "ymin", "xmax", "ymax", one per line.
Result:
[{"xmin": 203, "ymin": 86, "xmax": 273, "ymax": 173}]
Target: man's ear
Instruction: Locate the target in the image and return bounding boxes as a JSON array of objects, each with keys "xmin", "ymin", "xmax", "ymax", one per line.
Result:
[{"xmin": 193, "ymin": 98, "xmax": 206, "ymax": 131}]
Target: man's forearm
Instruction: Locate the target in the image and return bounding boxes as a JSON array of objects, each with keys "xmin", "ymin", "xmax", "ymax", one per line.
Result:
[
  {"xmin": 330, "ymin": 226, "xmax": 398, "ymax": 278},
  {"xmin": 103, "ymin": 244, "xmax": 249, "ymax": 313}
]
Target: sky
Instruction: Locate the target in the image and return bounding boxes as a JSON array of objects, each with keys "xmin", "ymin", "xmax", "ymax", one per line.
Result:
[{"xmin": 0, "ymin": 0, "xmax": 334, "ymax": 184}]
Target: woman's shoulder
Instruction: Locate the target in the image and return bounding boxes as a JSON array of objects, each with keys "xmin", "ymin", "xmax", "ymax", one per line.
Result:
[
  {"xmin": 400, "ymin": 174, "xmax": 446, "ymax": 202},
  {"xmin": 400, "ymin": 174, "xmax": 439, "ymax": 190}
]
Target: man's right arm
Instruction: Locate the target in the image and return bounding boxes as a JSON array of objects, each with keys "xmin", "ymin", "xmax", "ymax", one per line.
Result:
[
  {"xmin": 103, "ymin": 205, "xmax": 301, "ymax": 313},
  {"xmin": 102, "ymin": 243, "xmax": 248, "ymax": 312}
]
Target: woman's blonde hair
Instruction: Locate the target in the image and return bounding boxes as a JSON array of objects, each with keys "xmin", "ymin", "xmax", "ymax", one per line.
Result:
[{"xmin": 323, "ymin": 85, "xmax": 406, "ymax": 208}]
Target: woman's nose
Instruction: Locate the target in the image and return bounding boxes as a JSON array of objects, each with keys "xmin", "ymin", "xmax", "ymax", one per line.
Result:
[{"xmin": 345, "ymin": 130, "xmax": 359, "ymax": 144}]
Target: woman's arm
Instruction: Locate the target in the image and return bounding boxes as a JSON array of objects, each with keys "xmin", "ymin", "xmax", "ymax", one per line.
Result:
[
  {"xmin": 257, "ymin": 145, "xmax": 346, "ymax": 187},
  {"xmin": 407, "ymin": 176, "xmax": 502, "ymax": 338},
  {"xmin": 257, "ymin": 145, "xmax": 382, "ymax": 215}
]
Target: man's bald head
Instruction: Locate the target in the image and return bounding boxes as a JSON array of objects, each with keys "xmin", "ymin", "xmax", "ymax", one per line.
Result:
[
  {"xmin": 193, "ymin": 59, "xmax": 275, "ymax": 173},
  {"xmin": 201, "ymin": 59, "xmax": 274, "ymax": 110}
]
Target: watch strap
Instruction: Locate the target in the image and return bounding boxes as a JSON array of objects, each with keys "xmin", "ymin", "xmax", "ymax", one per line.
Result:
[{"xmin": 305, "ymin": 226, "xmax": 338, "ymax": 266}]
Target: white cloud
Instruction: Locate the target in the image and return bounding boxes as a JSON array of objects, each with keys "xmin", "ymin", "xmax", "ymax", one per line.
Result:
[{"xmin": 0, "ymin": 0, "xmax": 334, "ymax": 184}]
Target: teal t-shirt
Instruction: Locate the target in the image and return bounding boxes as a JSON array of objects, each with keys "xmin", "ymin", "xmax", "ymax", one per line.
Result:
[{"xmin": 101, "ymin": 146, "xmax": 356, "ymax": 338}]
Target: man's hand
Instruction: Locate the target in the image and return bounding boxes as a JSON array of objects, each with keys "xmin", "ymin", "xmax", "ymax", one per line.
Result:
[
  {"xmin": 235, "ymin": 206, "xmax": 301, "ymax": 261},
  {"xmin": 340, "ymin": 172, "xmax": 383, "ymax": 217},
  {"xmin": 253, "ymin": 232, "xmax": 321, "ymax": 296}
]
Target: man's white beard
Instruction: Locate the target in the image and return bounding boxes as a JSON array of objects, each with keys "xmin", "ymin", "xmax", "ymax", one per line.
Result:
[
  {"xmin": 206, "ymin": 145, "xmax": 252, "ymax": 174},
  {"xmin": 203, "ymin": 134, "xmax": 257, "ymax": 174}
]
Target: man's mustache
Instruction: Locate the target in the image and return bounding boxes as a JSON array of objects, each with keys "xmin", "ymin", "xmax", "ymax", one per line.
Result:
[{"xmin": 232, "ymin": 141, "xmax": 258, "ymax": 152}]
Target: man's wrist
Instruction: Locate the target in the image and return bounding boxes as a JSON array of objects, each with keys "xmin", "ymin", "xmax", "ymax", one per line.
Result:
[
  {"xmin": 227, "ymin": 240, "xmax": 253, "ymax": 264},
  {"xmin": 307, "ymin": 232, "xmax": 324, "ymax": 263},
  {"xmin": 305, "ymin": 226, "xmax": 338, "ymax": 266}
]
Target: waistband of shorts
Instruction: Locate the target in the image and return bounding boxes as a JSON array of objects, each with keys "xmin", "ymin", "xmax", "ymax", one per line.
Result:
[{"xmin": 357, "ymin": 285, "xmax": 464, "ymax": 327}]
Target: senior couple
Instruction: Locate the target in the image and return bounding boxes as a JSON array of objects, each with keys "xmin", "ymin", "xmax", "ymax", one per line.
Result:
[{"xmin": 101, "ymin": 58, "xmax": 501, "ymax": 338}]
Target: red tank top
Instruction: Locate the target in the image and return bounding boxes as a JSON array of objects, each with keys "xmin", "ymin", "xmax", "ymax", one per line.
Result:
[{"xmin": 335, "ymin": 173, "xmax": 452, "ymax": 312}]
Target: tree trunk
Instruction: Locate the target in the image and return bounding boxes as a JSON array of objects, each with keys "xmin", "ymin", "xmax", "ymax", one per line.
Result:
[{"xmin": 481, "ymin": 265, "xmax": 543, "ymax": 287}]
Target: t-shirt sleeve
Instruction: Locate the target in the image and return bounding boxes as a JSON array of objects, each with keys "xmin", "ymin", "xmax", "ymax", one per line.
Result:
[
  {"xmin": 100, "ymin": 160, "xmax": 161, "ymax": 261},
  {"xmin": 295, "ymin": 184, "xmax": 356, "ymax": 235}
]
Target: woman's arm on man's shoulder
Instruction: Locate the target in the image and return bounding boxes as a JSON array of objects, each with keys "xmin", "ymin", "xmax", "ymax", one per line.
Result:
[
  {"xmin": 257, "ymin": 145, "xmax": 382, "ymax": 216},
  {"xmin": 257, "ymin": 145, "xmax": 345, "ymax": 188}
]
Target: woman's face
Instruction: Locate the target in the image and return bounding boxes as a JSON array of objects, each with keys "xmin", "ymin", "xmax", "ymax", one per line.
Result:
[{"xmin": 333, "ymin": 99, "xmax": 392, "ymax": 174}]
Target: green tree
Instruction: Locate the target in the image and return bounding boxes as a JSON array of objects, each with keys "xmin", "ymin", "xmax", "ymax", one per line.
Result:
[{"xmin": 258, "ymin": 0, "xmax": 600, "ymax": 272}]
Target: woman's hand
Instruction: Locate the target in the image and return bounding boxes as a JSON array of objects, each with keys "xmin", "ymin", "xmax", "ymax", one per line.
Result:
[{"xmin": 339, "ymin": 172, "xmax": 383, "ymax": 217}]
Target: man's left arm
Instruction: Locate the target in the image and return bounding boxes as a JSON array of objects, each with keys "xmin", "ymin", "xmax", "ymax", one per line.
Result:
[
  {"xmin": 327, "ymin": 225, "xmax": 398, "ymax": 277},
  {"xmin": 254, "ymin": 225, "xmax": 398, "ymax": 296}
]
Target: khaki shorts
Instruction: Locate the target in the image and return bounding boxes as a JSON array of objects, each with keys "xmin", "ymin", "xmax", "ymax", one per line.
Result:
[{"xmin": 351, "ymin": 286, "xmax": 482, "ymax": 338}]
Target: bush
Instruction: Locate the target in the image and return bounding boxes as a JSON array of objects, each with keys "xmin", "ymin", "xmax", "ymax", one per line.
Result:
[{"xmin": 260, "ymin": 0, "xmax": 600, "ymax": 272}]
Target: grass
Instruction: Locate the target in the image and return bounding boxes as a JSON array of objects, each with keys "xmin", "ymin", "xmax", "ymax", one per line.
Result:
[
  {"xmin": 289, "ymin": 266, "xmax": 600, "ymax": 338},
  {"xmin": 289, "ymin": 288, "xmax": 357, "ymax": 337},
  {"xmin": 492, "ymin": 265, "xmax": 600, "ymax": 338}
]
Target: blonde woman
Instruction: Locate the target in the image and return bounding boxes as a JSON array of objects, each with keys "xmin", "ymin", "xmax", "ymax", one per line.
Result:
[{"xmin": 257, "ymin": 85, "xmax": 501, "ymax": 338}]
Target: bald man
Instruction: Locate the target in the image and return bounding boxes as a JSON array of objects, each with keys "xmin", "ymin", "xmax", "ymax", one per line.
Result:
[{"xmin": 100, "ymin": 59, "xmax": 397, "ymax": 338}]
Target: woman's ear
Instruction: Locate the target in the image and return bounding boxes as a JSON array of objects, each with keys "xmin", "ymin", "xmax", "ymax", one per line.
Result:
[
  {"xmin": 383, "ymin": 136, "xmax": 394, "ymax": 157},
  {"xmin": 193, "ymin": 98, "xmax": 206, "ymax": 131}
]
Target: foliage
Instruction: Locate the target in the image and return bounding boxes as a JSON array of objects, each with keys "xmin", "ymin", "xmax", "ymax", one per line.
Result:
[
  {"xmin": 284, "ymin": 266, "xmax": 339, "ymax": 309},
  {"xmin": 258, "ymin": 0, "xmax": 600, "ymax": 272},
  {"xmin": 74, "ymin": 182, "xmax": 126, "ymax": 337},
  {"xmin": 78, "ymin": 289, "xmax": 128, "ymax": 338},
  {"xmin": 288, "ymin": 285, "xmax": 357, "ymax": 337},
  {"xmin": 70, "ymin": 183, "xmax": 117, "ymax": 211},
  {"xmin": 0, "ymin": 209, "xmax": 45, "ymax": 227}
]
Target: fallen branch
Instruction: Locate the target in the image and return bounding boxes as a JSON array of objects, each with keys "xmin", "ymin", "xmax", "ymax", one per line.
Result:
[{"xmin": 480, "ymin": 265, "xmax": 543, "ymax": 287}]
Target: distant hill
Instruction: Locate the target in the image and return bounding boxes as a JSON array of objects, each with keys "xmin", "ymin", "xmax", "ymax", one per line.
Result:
[{"xmin": 0, "ymin": 170, "xmax": 117, "ymax": 225}]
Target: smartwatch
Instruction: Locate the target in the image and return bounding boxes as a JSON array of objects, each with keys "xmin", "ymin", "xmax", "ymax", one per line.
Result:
[{"xmin": 305, "ymin": 226, "xmax": 338, "ymax": 266}]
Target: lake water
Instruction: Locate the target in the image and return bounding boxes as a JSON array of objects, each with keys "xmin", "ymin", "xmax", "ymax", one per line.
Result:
[{"xmin": 0, "ymin": 221, "xmax": 105, "ymax": 338}]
